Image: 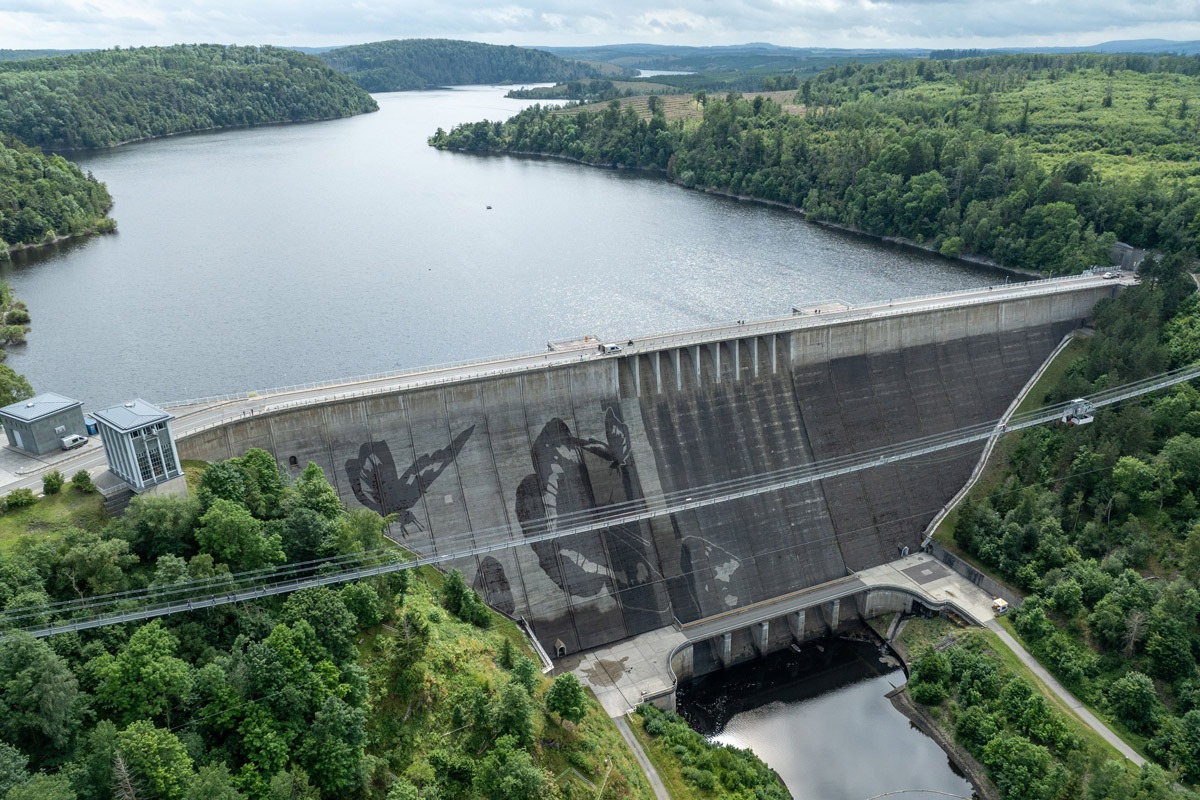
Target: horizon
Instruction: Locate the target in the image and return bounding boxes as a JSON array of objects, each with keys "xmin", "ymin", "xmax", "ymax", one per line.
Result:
[
  {"xmin": 2, "ymin": 1, "xmax": 1199, "ymax": 52},
  {"xmin": 2, "ymin": 35, "xmax": 1198, "ymax": 56}
]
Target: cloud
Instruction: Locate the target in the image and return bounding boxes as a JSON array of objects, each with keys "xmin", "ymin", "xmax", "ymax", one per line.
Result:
[{"xmin": 1, "ymin": 0, "xmax": 1198, "ymax": 49}]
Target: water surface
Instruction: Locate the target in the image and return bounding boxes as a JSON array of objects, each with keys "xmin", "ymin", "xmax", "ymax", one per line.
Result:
[
  {"xmin": 6, "ymin": 86, "xmax": 999, "ymax": 406},
  {"xmin": 679, "ymin": 638, "xmax": 978, "ymax": 800}
]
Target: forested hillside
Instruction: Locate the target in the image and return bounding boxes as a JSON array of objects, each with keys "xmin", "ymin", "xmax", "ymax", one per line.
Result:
[
  {"xmin": 317, "ymin": 39, "xmax": 604, "ymax": 93},
  {"xmin": 0, "ymin": 45, "xmax": 378, "ymax": 150},
  {"xmin": 0, "ymin": 453, "xmax": 692, "ymax": 800},
  {"xmin": 925, "ymin": 254, "xmax": 1200, "ymax": 793},
  {"xmin": 0, "ymin": 137, "xmax": 113, "ymax": 253},
  {"xmin": 431, "ymin": 53, "xmax": 1200, "ymax": 274}
]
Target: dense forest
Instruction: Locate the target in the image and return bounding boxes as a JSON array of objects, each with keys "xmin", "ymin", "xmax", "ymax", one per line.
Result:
[
  {"xmin": 904, "ymin": 622, "xmax": 1192, "ymax": 800},
  {"xmin": 918, "ymin": 252, "xmax": 1200, "ymax": 793},
  {"xmin": 431, "ymin": 53, "xmax": 1200, "ymax": 274},
  {"xmin": 0, "ymin": 137, "xmax": 113, "ymax": 252},
  {"xmin": 541, "ymin": 43, "xmax": 921, "ymax": 73},
  {"xmin": 0, "ymin": 453, "xmax": 786, "ymax": 800},
  {"xmin": 0, "ymin": 45, "xmax": 378, "ymax": 150},
  {"xmin": 317, "ymin": 40, "xmax": 604, "ymax": 93}
]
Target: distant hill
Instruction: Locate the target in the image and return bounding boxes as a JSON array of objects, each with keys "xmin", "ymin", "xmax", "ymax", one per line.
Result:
[
  {"xmin": 0, "ymin": 49, "xmax": 88, "ymax": 61},
  {"xmin": 544, "ymin": 40, "xmax": 1200, "ymax": 71},
  {"xmin": 934, "ymin": 39, "xmax": 1200, "ymax": 58},
  {"xmin": 317, "ymin": 39, "xmax": 606, "ymax": 92},
  {"xmin": 542, "ymin": 43, "xmax": 927, "ymax": 72},
  {"xmin": 0, "ymin": 44, "xmax": 377, "ymax": 150}
]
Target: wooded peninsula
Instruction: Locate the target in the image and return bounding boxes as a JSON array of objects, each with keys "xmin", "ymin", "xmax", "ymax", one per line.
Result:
[
  {"xmin": 316, "ymin": 39, "xmax": 604, "ymax": 93},
  {"xmin": 431, "ymin": 53, "xmax": 1200, "ymax": 275}
]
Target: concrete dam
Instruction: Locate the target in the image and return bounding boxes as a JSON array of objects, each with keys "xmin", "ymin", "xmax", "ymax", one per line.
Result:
[{"xmin": 178, "ymin": 279, "xmax": 1117, "ymax": 656}]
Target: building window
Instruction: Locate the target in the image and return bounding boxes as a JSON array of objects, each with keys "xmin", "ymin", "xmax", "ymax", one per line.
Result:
[
  {"xmin": 137, "ymin": 451, "xmax": 153, "ymax": 483},
  {"xmin": 162, "ymin": 447, "xmax": 177, "ymax": 474},
  {"xmin": 148, "ymin": 448, "xmax": 164, "ymax": 478}
]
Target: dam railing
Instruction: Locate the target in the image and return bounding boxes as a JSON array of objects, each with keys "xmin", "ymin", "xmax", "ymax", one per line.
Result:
[{"xmin": 166, "ymin": 275, "xmax": 1119, "ymax": 430}]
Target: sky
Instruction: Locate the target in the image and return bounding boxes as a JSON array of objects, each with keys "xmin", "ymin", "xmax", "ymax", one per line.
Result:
[{"xmin": 1, "ymin": 0, "xmax": 1199, "ymax": 51}]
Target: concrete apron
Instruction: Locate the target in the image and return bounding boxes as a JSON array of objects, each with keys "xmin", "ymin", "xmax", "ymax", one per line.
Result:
[{"xmin": 560, "ymin": 626, "xmax": 687, "ymax": 718}]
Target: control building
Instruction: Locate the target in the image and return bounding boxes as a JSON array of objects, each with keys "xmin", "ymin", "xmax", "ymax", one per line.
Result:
[
  {"xmin": 92, "ymin": 399, "xmax": 183, "ymax": 491},
  {"xmin": 0, "ymin": 393, "xmax": 86, "ymax": 455}
]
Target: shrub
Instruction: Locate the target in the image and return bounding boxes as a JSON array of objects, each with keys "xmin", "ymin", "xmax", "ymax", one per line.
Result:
[
  {"xmin": 4, "ymin": 309, "xmax": 29, "ymax": 325},
  {"xmin": 681, "ymin": 766, "xmax": 717, "ymax": 790},
  {"xmin": 42, "ymin": 470, "xmax": 64, "ymax": 495},
  {"xmin": 71, "ymin": 469, "xmax": 96, "ymax": 493},
  {"xmin": 4, "ymin": 488, "xmax": 37, "ymax": 509},
  {"xmin": 910, "ymin": 679, "xmax": 949, "ymax": 705}
]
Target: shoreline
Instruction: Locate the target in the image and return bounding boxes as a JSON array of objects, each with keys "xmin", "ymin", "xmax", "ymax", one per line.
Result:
[
  {"xmin": 447, "ymin": 146, "xmax": 1045, "ymax": 281},
  {"xmin": 886, "ymin": 685, "xmax": 1000, "ymax": 800},
  {"xmin": 3, "ymin": 224, "xmax": 112, "ymax": 262},
  {"xmin": 46, "ymin": 108, "xmax": 379, "ymax": 155},
  {"xmin": 884, "ymin": 624, "xmax": 999, "ymax": 800}
]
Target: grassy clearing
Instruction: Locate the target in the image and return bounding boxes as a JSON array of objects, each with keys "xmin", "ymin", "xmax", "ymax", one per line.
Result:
[
  {"xmin": 0, "ymin": 486, "xmax": 105, "ymax": 552},
  {"xmin": 563, "ymin": 90, "xmax": 804, "ymax": 121},
  {"xmin": 182, "ymin": 458, "xmax": 207, "ymax": 494}
]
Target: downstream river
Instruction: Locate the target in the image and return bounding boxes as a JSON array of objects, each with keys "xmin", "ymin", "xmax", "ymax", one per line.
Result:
[
  {"xmin": 680, "ymin": 638, "xmax": 978, "ymax": 800},
  {"xmin": 4, "ymin": 85, "xmax": 1002, "ymax": 407}
]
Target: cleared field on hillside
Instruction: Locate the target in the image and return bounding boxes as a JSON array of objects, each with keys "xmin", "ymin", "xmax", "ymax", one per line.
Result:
[{"xmin": 561, "ymin": 89, "xmax": 805, "ymax": 120}]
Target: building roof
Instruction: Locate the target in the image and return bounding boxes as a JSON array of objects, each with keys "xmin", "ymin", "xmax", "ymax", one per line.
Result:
[
  {"xmin": 92, "ymin": 399, "xmax": 173, "ymax": 433},
  {"xmin": 0, "ymin": 392, "xmax": 83, "ymax": 423}
]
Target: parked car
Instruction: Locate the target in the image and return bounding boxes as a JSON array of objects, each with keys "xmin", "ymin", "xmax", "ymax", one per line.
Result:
[
  {"xmin": 1102, "ymin": 271, "xmax": 1119, "ymax": 279},
  {"xmin": 60, "ymin": 434, "xmax": 88, "ymax": 450}
]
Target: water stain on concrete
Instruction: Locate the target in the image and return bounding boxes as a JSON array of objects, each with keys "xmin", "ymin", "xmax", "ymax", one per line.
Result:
[{"xmin": 583, "ymin": 657, "xmax": 630, "ymax": 688}]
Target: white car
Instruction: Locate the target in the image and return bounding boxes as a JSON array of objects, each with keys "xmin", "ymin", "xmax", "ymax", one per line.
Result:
[
  {"xmin": 60, "ymin": 434, "xmax": 88, "ymax": 450},
  {"xmin": 1102, "ymin": 271, "xmax": 1119, "ymax": 279}
]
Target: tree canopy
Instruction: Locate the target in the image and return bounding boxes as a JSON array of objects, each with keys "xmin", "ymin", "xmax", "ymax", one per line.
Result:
[
  {"xmin": 0, "ymin": 44, "xmax": 377, "ymax": 151},
  {"xmin": 317, "ymin": 39, "xmax": 602, "ymax": 93}
]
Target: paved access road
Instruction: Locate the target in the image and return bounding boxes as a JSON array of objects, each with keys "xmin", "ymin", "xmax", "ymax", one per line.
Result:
[{"xmin": 987, "ymin": 620, "xmax": 1145, "ymax": 766}]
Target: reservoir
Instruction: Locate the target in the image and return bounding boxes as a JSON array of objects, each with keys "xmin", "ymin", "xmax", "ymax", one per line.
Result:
[
  {"xmin": 3, "ymin": 85, "xmax": 1002, "ymax": 407},
  {"xmin": 679, "ymin": 637, "xmax": 978, "ymax": 800},
  {"xmin": 5, "ymin": 86, "xmax": 998, "ymax": 794}
]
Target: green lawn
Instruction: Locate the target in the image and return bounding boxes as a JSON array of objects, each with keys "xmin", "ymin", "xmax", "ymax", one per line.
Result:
[{"xmin": 0, "ymin": 486, "xmax": 106, "ymax": 552}]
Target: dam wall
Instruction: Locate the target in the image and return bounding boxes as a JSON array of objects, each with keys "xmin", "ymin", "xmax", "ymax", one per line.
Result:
[{"xmin": 178, "ymin": 284, "xmax": 1111, "ymax": 655}]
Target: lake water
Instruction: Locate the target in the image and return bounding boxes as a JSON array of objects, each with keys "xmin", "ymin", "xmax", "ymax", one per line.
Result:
[
  {"xmin": 4, "ymin": 85, "xmax": 1001, "ymax": 407},
  {"xmin": 679, "ymin": 637, "xmax": 978, "ymax": 800},
  {"xmin": 6, "ymin": 85, "xmax": 998, "ymax": 793}
]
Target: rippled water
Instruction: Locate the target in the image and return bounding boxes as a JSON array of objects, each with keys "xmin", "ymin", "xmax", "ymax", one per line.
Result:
[{"xmin": 6, "ymin": 85, "xmax": 1000, "ymax": 407}]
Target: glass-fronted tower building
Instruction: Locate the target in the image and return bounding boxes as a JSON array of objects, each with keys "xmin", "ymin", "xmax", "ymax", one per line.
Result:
[{"xmin": 92, "ymin": 399, "xmax": 182, "ymax": 491}]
